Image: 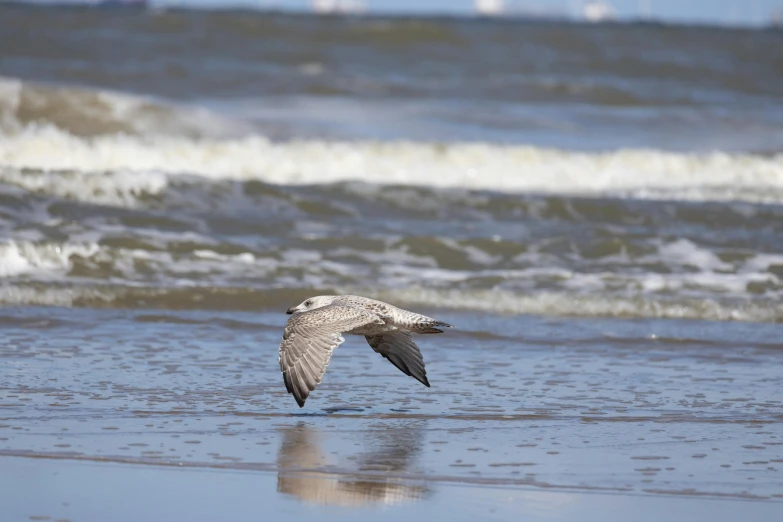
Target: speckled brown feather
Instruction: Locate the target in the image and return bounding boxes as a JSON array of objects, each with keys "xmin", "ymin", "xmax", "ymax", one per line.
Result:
[
  {"xmin": 278, "ymin": 304, "xmax": 383, "ymax": 407},
  {"xmin": 330, "ymin": 295, "xmax": 454, "ymax": 333}
]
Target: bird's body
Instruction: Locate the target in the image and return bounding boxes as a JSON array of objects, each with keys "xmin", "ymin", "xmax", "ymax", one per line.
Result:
[{"xmin": 278, "ymin": 295, "xmax": 453, "ymax": 407}]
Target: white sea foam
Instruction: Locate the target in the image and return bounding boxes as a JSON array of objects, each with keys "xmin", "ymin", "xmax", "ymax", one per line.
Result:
[
  {"xmin": 357, "ymin": 287, "xmax": 783, "ymax": 323},
  {"xmin": 2, "ymin": 76, "xmax": 782, "ymax": 205},
  {"xmin": 0, "ymin": 166, "xmax": 170, "ymax": 206},
  {"xmin": 652, "ymin": 239, "xmax": 732, "ymax": 272},
  {"xmin": 2, "ymin": 124, "xmax": 783, "ymax": 205},
  {"xmin": 0, "ymin": 240, "xmax": 99, "ymax": 277},
  {"xmin": 0, "ymin": 278, "xmax": 778, "ymax": 322},
  {"xmin": 0, "ymin": 238, "xmax": 779, "ymax": 322},
  {"xmin": 740, "ymin": 253, "xmax": 783, "ymax": 273},
  {"xmin": 2, "ymin": 238, "xmax": 778, "ymax": 296}
]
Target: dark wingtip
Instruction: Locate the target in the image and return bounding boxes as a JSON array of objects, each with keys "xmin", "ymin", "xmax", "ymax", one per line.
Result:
[
  {"xmin": 284, "ymin": 372, "xmax": 308, "ymax": 407},
  {"xmin": 416, "ymin": 373, "xmax": 431, "ymax": 387}
]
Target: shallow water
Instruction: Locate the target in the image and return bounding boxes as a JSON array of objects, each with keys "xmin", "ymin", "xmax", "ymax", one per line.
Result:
[
  {"xmin": 2, "ymin": 306, "xmax": 782, "ymax": 508},
  {"xmin": 7, "ymin": 457, "xmax": 783, "ymax": 522}
]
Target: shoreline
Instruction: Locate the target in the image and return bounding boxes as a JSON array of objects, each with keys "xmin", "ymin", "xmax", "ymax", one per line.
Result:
[
  {"xmin": 3, "ymin": 450, "xmax": 779, "ymax": 502},
  {"xmin": 5, "ymin": 456, "xmax": 781, "ymax": 522}
]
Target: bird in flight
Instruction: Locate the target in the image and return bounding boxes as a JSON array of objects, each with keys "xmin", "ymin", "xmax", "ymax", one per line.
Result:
[{"xmin": 278, "ymin": 295, "xmax": 453, "ymax": 408}]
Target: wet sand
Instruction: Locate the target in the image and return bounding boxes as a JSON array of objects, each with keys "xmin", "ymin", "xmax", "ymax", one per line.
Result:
[
  {"xmin": 5, "ymin": 457, "xmax": 782, "ymax": 522},
  {"xmin": 1, "ymin": 306, "xmax": 782, "ymax": 520}
]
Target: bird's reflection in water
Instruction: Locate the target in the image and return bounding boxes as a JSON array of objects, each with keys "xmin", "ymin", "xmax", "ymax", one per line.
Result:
[{"xmin": 276, "ymin": 422, "xmax": 429, "ymax": 507}]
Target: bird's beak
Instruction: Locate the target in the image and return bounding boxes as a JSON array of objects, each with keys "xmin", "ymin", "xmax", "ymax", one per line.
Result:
[{"xmin": 286, "ymin": 307, "xmax": 296, "ymax": 315}]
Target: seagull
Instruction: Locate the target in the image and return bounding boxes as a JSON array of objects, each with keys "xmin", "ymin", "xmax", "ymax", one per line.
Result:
[{"xmin": 278, "ymin": 295, "xmax": 454, "ymax": 408}]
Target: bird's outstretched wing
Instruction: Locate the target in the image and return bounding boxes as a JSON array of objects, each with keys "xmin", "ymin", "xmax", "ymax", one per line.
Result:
[
  {"xmin": 279, "ymin": 305, "xmax": 383, "ymax": 407},
  {"xmin": 365, "ymin": 332, "xmax": 430, "ymax": 387}
]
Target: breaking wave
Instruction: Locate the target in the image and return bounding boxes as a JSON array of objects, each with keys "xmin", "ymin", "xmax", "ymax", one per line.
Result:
[
  {"xmin": 1, "ymin": 77, "xmax": 783, "ymax": 205},
  {"xmin": 2, "ymin": 129, "xmax": 783, "ymax": 205},
  {"xmin": 1, "ymin": 78, "xmax": 782, "ymax": 323},
  {"xmin": 0, "ymin": 76, "xmax": 249, "ymax": 139},
  {"xmin": 0, "ymin": 237, "xmax": 781, "ymax": 322}
]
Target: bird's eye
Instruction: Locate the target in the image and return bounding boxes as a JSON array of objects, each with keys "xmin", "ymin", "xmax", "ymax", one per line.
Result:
[{"xmin": 305, "ymin": 300, "xmax": 312, "ymax": 306}]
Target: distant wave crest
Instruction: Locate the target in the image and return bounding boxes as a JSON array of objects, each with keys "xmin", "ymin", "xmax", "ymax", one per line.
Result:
[
  {"xmin": 2, "ymin": 76, "xmax": 783, "ymax": 205},
  {"xmin": 2, "ymin": 130, "xmax": 783, "ymax": 205},
  {"xmin": 0, "ymin": 76, "xmax": 248, "ymax": 139}
]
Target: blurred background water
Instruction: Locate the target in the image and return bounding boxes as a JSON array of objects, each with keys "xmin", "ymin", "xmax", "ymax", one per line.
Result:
[{"xmin": 1, "ymin": 4, "xmax": 783, "ymax": 321}]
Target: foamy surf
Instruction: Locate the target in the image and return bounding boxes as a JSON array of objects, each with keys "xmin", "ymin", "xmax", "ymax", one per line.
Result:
[
  {"xmin": 2, "ymin": 76, "xmax": 782, "ymax": 205},
  {"xmin": 0, "ymin": 236, "xmax": 780, "ymax": 322},
  {"xmin": 357, "ymin": 287, "xmax": 783, "ymax": 323},
  {"xmin": 1, "ymin": 282, "xmax": 781, "ymax": 323},
  {"xmin": 2, "ymin": 126, "xmax": 783, "ymax": 204},
  {"xmin": 1, "ymin": 79, "xmax": 782, "ymax": 325}
]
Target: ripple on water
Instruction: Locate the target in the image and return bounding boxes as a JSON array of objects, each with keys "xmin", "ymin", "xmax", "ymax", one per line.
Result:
[{"xmin": 1, "ymin": 309, "xmax": 782, "ymax": 500}]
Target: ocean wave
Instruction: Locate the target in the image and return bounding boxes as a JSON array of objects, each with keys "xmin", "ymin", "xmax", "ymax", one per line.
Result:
[
  {"xmin": 0, "ymin": 76, "xmax": 248, "ymax": 139},
  {"xmin": 0, "ymin": 240, "xmax": 100, "ymax": 278},
  {"xmin": 357, "ymin": 287, "xmax": 783, "ymax": 323},
  {"xmin": 2, "ymin": 126, "xmax": 783, "ymax": 205},
  {"xmin": 0, "ymin": 238, "xmax": 780, "ymax": 322},
  {"xmin": 1, "ymin": 77, "xmax": 782, "ymax": 205},
  {"xmin": 1, "ymin": 282, "xmax": 780, "ymax": 323}
]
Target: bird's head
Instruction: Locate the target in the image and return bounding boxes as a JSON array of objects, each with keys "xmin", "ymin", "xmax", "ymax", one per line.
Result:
[{"xmin": 286, "ymin": 295, "xmax": 337, "ymax": 315}]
